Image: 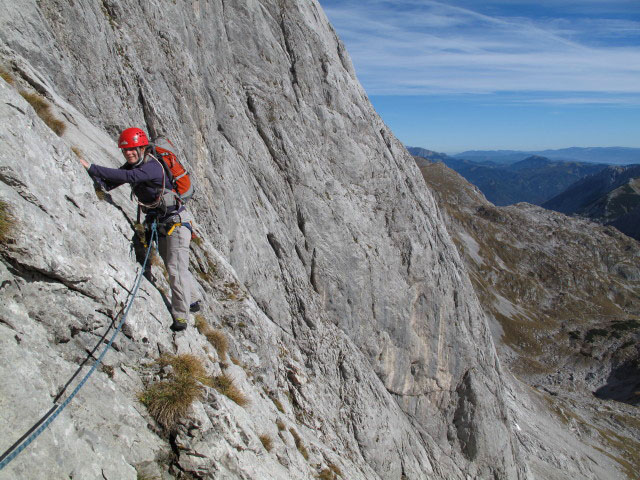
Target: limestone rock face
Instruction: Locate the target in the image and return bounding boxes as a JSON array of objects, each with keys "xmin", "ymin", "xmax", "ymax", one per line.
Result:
[{"xmin": 0, "ymin": 1, "xmax": 527, "ymax": 479}]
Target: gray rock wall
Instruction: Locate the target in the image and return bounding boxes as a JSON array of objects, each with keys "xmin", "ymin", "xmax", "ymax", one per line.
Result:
[{"xmin": 1, "ymin": 1, "xmax": 527, "ymax": 478}]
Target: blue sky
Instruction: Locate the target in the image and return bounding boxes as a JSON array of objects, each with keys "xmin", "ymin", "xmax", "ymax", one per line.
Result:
[{"xmin": 317, "ymin": 0, "xmax": 640, "ymax": 153}]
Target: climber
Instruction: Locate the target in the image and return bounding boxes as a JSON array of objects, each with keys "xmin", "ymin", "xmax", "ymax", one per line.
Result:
[{"xmin": 78, "ymin": 127, "xmax": 200, "ymax": 332}]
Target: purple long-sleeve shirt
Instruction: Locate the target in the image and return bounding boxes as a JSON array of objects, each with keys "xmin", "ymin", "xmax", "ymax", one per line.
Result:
[{"xmin": 88, "ymin": 158, "xmax": 178, "ymax": 218}]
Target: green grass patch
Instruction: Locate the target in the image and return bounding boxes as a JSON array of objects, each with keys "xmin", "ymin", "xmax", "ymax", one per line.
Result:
[{"xmin": 19, "ymin": 90, "xmax": 66, "ymax": 136}]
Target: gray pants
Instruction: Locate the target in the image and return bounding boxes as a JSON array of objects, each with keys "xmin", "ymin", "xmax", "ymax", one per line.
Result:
[{"xmin": 157, "ymin": 210, "xmax": 199, "ymax": 320}]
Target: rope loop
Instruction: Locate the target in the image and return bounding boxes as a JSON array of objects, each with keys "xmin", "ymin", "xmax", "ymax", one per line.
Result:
[{"xmin": 0, "ymin": 221, "xmax": 158, "ymax": 471}]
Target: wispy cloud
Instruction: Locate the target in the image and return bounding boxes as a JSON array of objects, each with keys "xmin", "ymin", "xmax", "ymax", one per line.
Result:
[
  {"xmin": 519, "ymin": 96, "xmax": 640, "ymax": 106},
  {"xmin": 319, "ymin": 0, "xmax": 640, "ymax": 103}
]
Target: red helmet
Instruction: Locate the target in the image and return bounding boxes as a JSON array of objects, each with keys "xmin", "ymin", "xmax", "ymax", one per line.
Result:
[{"xmin": 118, "ymin": 127, "xmax": 149, "ymax": 149}]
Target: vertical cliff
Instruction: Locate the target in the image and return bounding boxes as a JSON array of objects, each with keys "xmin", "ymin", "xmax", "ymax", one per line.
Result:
[{"xmin": 1, "ymin": 1, "xmax": 527, "ymax": 478}]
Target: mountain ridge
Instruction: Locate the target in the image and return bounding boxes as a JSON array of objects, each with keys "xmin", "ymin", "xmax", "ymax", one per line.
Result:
[
  {"xmin": 453, "ymin": 146, "xmax": 640, "ymax": 165},
  {"xmin": 543, "ymin": 164, "xmax": 640, "ymax": 240},
  {"xmin": 408, "ymin": 147, "xmax": 608, "ymax": 206}
]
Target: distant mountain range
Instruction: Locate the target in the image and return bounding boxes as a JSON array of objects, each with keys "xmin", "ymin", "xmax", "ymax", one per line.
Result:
[
  {"xmin": 451, "ymin": 147, "xmax": 640, "ymax": 165},
  {"xmin": 543, "ymin": 165, "xmax": 640, "ymax": 240},
  {"xmin": 410, "ymin": 146, "xmax": 640, "ymax": 241},
  {"xmin": 408, "ymin": 147, "xmax": 608, "ymax": 206}
]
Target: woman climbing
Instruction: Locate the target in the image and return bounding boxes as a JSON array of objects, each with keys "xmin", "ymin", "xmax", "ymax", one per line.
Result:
[{"xmin": 78, "ymin": 127, "xmax": 200, "ymax": 332}]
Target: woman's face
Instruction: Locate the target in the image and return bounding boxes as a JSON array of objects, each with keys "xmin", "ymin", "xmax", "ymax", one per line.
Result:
[{"xmin": 122, "ymin": 147, "xmax": 141, "ymax": 165}]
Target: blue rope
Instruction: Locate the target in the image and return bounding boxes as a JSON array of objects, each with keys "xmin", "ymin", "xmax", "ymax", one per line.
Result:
[{"xmin": 0, "ymin": 222, "xmax": 158, "ymax": 471}]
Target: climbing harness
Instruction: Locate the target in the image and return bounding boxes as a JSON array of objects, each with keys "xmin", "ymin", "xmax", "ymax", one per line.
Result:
[
  {"xmin": 166, "ymin": 221, "xmax": 192, "ymax": 237},
  {"xmin": 0, "ymin": 221, "xmax": 158, "ymax": 471},
  {"xmin": 154, "ymin": 212, "xmax": 192, "ymax": 237}
]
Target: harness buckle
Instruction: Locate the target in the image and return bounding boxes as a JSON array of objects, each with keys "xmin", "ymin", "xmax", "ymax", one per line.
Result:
[{"xmin": 166, "ymin": 222, "xmax": 182, "ymax": 236}]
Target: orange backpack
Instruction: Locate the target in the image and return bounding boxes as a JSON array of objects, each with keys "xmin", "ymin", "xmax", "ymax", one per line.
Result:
[{"xmin": 150, "ymin": 137, "xmax": 195, "ymax": 203}]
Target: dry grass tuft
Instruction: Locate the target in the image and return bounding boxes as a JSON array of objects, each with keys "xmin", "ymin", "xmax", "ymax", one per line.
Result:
[
  {"xmin": 0, "ymin": 200, "xmax": 13, "ymax": 244},
  {"xmin": 272, "ymin": 395, "xmax": 285, "ymax": 413},
  {"xmin": 150, "ymin": 252, "xmax": 166, "ymax": 279},
  {"xmin": 150, "ymin": 251, "xmax": 163, "ymax": 267},
  {"xmin": 94, "ymin": 187, "xmax": 107, "ymax": 201},
  {"xmin": 100, "ymin": 364, "xmax": 115, "ymax": 379},
  {"xmin": 158, "ymin": 354, "xmax": 210, "ymax": 383},
  {"xmin": 139, "ymin": 378, "xmax": 200, "ymax": 428},
  {"xmin": 139, "ymin": 354, "xmax": 211, "ymax": 428},
  {"xmin": 133, "ymin": 222, "xmax": 146, "ymax": 238},
  {"xmin": 317, "ymin": 469, "xmax": 335, "ymax": 480},
  {"xmin": 259, "ymin": 434, "xmax": 273, "ymax": 452},
  {"xmin": 132, "ymin": 222, "xmax": 149, "ymax": 245},
  {"xmin": 136, "ymin": 472, "xmax": 160, "ymax": 480},
  {"xmin": 19, "ymin": 90, "xmax": 66, "ymax": 136},
  {"xmin": 212, "ymin": 373, "xmax": 249, "ymax": 407},
  {"xmin": 223, "ymin": 281, "xmax": 246, "ymax": 301},
  {"xmin": 328, "ymin": 463, "xmax": 342, "ymax": 478},
  {"xmin": 0, "ymin": 68, "xmax": 14, "ymax": 85},
  {"xmin": 205, "ymin": 329, "xmax": 229, "ymax": 358},
  {"xmin": 195, "ymin": 315, "xmax": 229, "ymax": 359},
  {"xmin": 194, "ymin": 314, "xmax": 207, "ymax": 331},
  {"xmin": 197, "ymin": 258, "xmax": 218, "ymax": 283},
  {"xmin": 289, "ymin": 428, "xmax": 309, "ymax": 460},
  {"xmin": 323, "ymin": 462, "xmax": 342, "ymax": 479},
  {"xmin": 276, "ymin": 419, "xmax": 286, "ymax": 431}
]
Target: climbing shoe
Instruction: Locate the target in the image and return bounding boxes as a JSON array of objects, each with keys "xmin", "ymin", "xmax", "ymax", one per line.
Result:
[
  {"xmin": 170, "ymin": 317, "xmax": 188, "ymax": 332},
  {"xmin": 189, "ymin": 301, "xmax": 201, "ymax": 313}
]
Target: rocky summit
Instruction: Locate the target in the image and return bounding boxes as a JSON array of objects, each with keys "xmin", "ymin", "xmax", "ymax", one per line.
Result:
[{"xmin": 0, "ymin": 1, "xmax": 634, "ymax": 479}]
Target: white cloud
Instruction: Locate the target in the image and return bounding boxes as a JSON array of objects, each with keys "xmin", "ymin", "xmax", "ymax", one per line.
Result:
[{"xmin": 320, "ymin": 0, "xmax": 640, "ymax": 101}]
